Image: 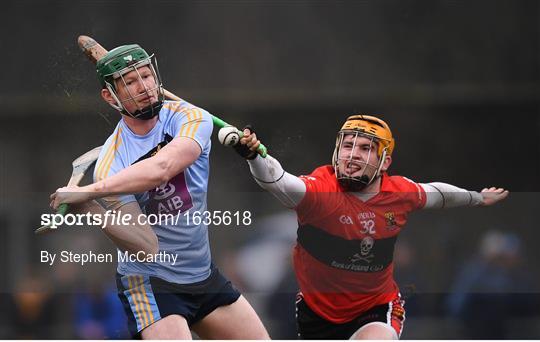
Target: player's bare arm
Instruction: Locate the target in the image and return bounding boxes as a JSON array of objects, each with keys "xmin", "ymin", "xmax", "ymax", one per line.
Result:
[
  {"xmin": 64, "ymin": 199, "xmax": 158, "ymax": 255},
  {"xmin": 50, "ymin": 136, "xmax": 201, "ymax": 209}
]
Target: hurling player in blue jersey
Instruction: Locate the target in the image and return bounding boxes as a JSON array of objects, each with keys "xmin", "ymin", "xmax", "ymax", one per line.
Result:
[{"xmin": 50, "ymin": 44, "xmax": 269, "ymax": 339}]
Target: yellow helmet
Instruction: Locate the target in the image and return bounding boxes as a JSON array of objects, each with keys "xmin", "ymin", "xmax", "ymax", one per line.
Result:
[
  {"xmin": 332, "ymin": 114, "xmax": 395, "ymax": 191},
  {"xmin": 339, "ymin": 115, "xmax": 395, "ymax": 157}
]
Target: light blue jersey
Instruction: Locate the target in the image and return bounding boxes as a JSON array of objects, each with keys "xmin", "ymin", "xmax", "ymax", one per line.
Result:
[{"xmin": 93, "ymin": 100, "xmax": 213, "ymax": 284}]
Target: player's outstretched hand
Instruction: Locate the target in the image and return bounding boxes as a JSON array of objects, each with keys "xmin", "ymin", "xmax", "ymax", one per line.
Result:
[
  {"xmin": 50, "ymin": 186, "xmax": 92, "ymax": 210},
  {"xmin": 480, "ymin": 187, "xmax": 509, "ymax": 206},
  {"xmin": 234, "ymin": 125, "xmax": 260, "ymax": 160}
]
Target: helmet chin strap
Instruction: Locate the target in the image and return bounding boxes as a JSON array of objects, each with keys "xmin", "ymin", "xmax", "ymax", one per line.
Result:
[
  {"xmin": 338, "ymin": 175, "xmax": 371, "ymax": 192},
  {"xmin": 128, "ymin": 101, "xmax": 163, "ymax": 120}
]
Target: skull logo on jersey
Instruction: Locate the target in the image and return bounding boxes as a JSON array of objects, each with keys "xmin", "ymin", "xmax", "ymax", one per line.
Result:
[
  {"xmin": 350, "ymin": 236, "xmax": 376, "ymax": 264},
  {"xmin": 361, "ymin": 236, "xmax": 374, "ymax": 256}
]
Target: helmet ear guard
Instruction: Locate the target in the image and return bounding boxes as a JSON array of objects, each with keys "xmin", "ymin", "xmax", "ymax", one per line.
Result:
[{"xmin": 332, "ymin": 115, "xmax": 394, "ymax": 191}]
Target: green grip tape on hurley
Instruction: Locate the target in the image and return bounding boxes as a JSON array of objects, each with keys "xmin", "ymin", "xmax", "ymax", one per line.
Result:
[
  {"xmin": 56, "ymin": 203, "xmax": 69, "ymax": 216},
  {"xmin": 212, "ymin": 116, "xmax": 228, "ymax": 129}
]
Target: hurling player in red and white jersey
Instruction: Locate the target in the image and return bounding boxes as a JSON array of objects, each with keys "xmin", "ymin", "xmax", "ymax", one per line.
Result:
[{"xmin": 229, "ymin": 115, "xmax": 508, "ymax": 340}]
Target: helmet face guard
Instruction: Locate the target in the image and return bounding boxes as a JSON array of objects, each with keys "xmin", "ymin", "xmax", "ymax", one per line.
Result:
[
  {"xmin": 97, "ymin": 45, "xmax": 164, "ymax": 120},
  {"xmin": 332, "ymin": 115, "xmax": 395, "ymax": 191}
]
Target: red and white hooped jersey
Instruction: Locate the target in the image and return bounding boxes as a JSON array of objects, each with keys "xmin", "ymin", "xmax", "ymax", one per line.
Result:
[{"xmin": 293, "ymin": 165, "xmax": 426, "ymax": 323}]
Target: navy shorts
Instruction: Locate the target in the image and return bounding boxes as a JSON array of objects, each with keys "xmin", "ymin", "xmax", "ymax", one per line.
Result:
[{"xmin": 116, "ymin": 267, "xmax": 241, "ymax": 338}]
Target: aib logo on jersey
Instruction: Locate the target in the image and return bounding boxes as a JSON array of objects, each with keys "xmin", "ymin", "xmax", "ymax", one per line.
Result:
[
  {"xmin": 153, "ymin": 182, "xmax": 176, "ymax": 200},
  {"xmin": 146, "ymin": 172, "xmax": 193, "ymax": 216}
]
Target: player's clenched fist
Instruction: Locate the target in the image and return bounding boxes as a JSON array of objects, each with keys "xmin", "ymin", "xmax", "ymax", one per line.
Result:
[
  {"xmin": 480, "ymin": 187, "xmax": 509, "ymax": 206},
  {"xmin": 234, "ymin": 125, "xmax": 261, "ymax": 160},
  {"xmin": 240, "ymin": 127, "xmax": 261, "ymax": 151}
]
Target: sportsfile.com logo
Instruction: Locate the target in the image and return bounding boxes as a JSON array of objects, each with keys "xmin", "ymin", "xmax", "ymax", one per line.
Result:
[
  {"xmin": 40, "ymin": 210, "xmax": 253, "ymax": 229},
  {"xmin": 40, "ymin": 210, "xmax": 179, "ymax": 229}
]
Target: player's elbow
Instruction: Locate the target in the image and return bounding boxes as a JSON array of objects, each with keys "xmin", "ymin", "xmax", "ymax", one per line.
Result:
[
  {"xmin": 154, "ymin": 156, "xmax": 176, "ymax": 184},
  {"xmin": 152, "ymin": 139, "xmax": 201, "ymax": 184}
]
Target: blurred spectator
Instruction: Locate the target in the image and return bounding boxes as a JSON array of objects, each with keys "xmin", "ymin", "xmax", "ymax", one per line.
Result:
[
  {"xmin": 6, "ymin": 271, "xmax": 58, "ymax": 338},
  {"xmin": 445, "ymin": 230, "xmax": 536, "ymax": 338},
  {"xmin": 74, "ymin": 281, "xmax": 129, "ymax": 339}
]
